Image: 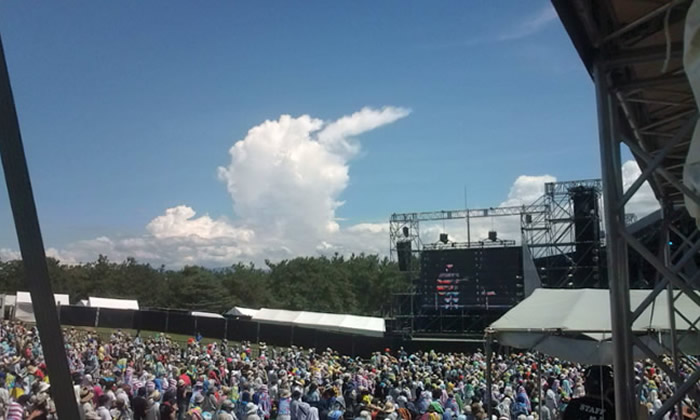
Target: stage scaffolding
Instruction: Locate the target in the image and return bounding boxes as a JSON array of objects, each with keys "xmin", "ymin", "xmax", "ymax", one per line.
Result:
[
  {"xmin": 552, "ymin": 0, "xmax": 699, "ymax": 418},
  {"xmin": 389, "ymin": 204, "xmax": 548, "ymax": 273}
]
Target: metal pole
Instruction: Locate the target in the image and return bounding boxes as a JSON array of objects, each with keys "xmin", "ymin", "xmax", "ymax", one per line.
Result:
[
  {"xmin": 593, "ymin": 61, "xmax": 636, "ymax": 420},
  {"xmin": 662, "ymin": 202, "xmax": 682, "ymax": 419},
  {"xmin": 0, "ymin": 34, "xmax": 80, "ymax": 418},
  {"xmin": 485, "ymin": 332, "xmax": 493, "ymax": 419}
]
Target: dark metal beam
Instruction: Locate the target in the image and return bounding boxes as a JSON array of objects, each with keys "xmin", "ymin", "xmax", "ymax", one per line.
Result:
[
  {"xmin": 599, "ymin": 0, "xmax": 691, "ymax": 45},
  {"xmin": 617, "ymin": 75, "xmax": 689, "ymax": 91},
  {"xmin": 606, "ymin": 43, "xmax": 683, "ymax": 67},
  {"xmin": 0, "ymin": 34, "xmax": 80, "ymax": 418},
  {"xmin": 595, "ymin": 62, "xmax": 636, "ymax": 420}
]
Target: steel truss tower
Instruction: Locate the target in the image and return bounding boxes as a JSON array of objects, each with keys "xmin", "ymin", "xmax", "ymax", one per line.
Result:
[{"xmin": 522, "ymin": 179, "xmax": 605, "ymax": 288}]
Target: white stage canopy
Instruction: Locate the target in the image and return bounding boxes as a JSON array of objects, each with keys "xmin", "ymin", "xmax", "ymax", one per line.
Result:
[
  {"xmin": 15, "ymin": 291, "xmax": 70, "ymax": 323},
  {"xmin": 246, "ymin": 307, "xmax": 385, "ymax": 337},
  {"xmin": 87, "ymin": 297, "xmax": 139, "ymax": 310},
  {"xmin": 488, "ymin": 289, "xmax": 700, "ymax": 365}
]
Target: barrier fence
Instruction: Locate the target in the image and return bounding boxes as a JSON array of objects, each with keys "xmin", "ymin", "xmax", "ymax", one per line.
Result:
[{"xmin": 55, "ymin": 305, "xmax": 390, "ymax": 356}]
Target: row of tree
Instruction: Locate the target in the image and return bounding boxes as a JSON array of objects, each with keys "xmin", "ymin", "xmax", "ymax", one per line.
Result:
[{"xmin": 0, "ymin": 254, "xmax": 410, "ymax": 316}]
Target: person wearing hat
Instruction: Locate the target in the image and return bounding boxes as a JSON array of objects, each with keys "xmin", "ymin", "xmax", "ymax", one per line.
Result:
[
  {"xmin": 376, "ymin": 401, "xmax": 397, "ymax": 420},
  {"xmin": 145, "ymin": 390, "xmax": 161, "ymax": 420},
  {"xmin": 244, "ymin": 402, "xmax": 260, "ymax": 420},
  {"xmin": 277, "ymin": 389, "xmax": 292, "ymax": 420},
  {"xmin": 79, "ymin": 386, "xmax": 98, "ymax": 420},
  {"xmin": 217, "ymin": 400, "xmax": 236, "ymax": 420},
  {"xmin": 111, "ymin": 397, "xmax": 133, "ymax": 420},
  {"xmin": 186, "ymin": 393, "xmax": 205, "ymax": 420}
]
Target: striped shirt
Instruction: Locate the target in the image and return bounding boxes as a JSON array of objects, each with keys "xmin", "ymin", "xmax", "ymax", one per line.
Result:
[{"xmin": 6, "ymin": 401, "xmax": 24, "ymax": 420}]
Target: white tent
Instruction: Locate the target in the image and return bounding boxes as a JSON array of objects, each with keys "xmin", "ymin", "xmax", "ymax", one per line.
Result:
[
  {"xmin": 225, "ymin": 306, "xmax": 260, "ymax": 318},
  {"xmin": 3, "ymin": 295, "xmax": 16, "ymax": 307},
  {"xmin": 488, "ymin": 289, "xmax": 700, "ymax": 364},
  {"xmin": 249, "ymin": 308, "xmax": 385, "ymax": 337},
  {"xmin": 14, "ymin": 291, "xmax": 70, "ymax": 323},
  {"xmin": 191, "ymin": 311, "xmax": 224, "ymax": 319},
  {"xmin": 87, "ymin": 297, "xmax": 139, "ymax": 310}
]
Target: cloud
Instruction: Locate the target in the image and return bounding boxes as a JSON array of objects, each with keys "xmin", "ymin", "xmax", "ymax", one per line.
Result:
[
  {"xmin": 146, "ymin": 206, "xmax": 254, "ymax": 241},
  {"xmin": 622, "ymin": 160, "xmax": 660, "ymax": 218},
  {"xmin": 2, "ymin": 143, "xmax": 661, "ymax": 267},
  {"xmin": 20, "ymin": 107, "xmax": 409, "ymax": 267},
  {"xmin": 498, "ymin": 5, "xmax": 558, "ymax": 41},
  {"xmin": 216, "ymin": 106, "xmax": 410, "ymax": 251},
  {"xmin": 419, "ymin": 4, "xmax": 557, "ymax": 49},
  {"xmin": 0, "ymin": 248, "xmax": 21, "ymax": 261},
  {"xmin": 500, "ymin": 174, "xmax": 557, "ymax": 207}
]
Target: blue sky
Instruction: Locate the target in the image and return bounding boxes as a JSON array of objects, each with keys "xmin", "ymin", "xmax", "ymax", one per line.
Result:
[{"xmin": 0, "ymin": 1, "xmax": 643, "ymax": 266}]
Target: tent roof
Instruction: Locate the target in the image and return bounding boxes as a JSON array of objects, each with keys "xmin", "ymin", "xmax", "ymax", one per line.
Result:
[
  {"xmin": 15, "ymin": 291, "xmax": 69, "ymax": 305},
  {"xmin": 488, "ymin": 288, "xmax": 700, "ymax": 363},
  {"xmin": 87, "ymin": 296, "xmax": 139, "ymax": 310},
  {"xmin": 249, "ymin": 308, "xmax": 385, "ymax": 337},
  {"xmin": 225, "ymin": 306, "xmax": 260, "ymax": 318},
  {"xmin": 191, "ymin": 311, "xmax": 224, "ymax": 319}
]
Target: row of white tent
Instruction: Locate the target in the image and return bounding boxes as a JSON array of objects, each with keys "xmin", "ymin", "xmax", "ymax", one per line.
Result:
[
  {"xmin": 2, "ymin": 293, "xmax": 140, "ymax": 323},
  {"xmin": 2, "ymin": 294, "xmax": 382, "ymax": 338},
  {"xmin": 226, "ymin": 306, "xmax": 385, "ymax": 337}
]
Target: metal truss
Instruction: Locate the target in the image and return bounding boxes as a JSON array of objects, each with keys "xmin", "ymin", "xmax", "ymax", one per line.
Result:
[
  {"xmin": 522, "ymin": 179, "xmax": 605, "ymax": 287},
  {"xmin": 595, "ymin": 60, "xmax": 700, "ymax": 420},
  {"xmin": 389, "ymin": 204, "xmax": 547, "ymax": 270},
  {"xmin": 421, "ymin": 239, "xmax": 516, "ymax": 251}
]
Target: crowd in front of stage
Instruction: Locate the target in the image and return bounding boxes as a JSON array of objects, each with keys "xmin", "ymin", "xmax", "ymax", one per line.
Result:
[{"xmin": 0, "ymin": 321, "xmax": 695, "ymax": 420}]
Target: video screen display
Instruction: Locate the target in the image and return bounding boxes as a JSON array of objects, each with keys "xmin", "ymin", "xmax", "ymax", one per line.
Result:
[{"xmin": 419, "ymin": 247, "xmax": 523, "ymax": 310}]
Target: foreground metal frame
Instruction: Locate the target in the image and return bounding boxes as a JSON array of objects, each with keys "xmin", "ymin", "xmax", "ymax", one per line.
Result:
[
  {"xmin": 0, "ymin": 35, "xmax": 80, "ymax": 417},
  {"xmin": 595, "ymin": 63, "xmax": 700, "ymax": 419}
]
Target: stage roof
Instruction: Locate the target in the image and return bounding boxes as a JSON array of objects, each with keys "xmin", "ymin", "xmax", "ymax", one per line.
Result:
[
  {"xmin": 488, "ymin": 288, "xmax": 700, "ymax": 364},
  {"xmin": 87, "ymin": 297, "xmax": 139, "ymax": 310},
  {"xmin": 552, "ymin": 0, "xmax": 696, "ymax": 205}
]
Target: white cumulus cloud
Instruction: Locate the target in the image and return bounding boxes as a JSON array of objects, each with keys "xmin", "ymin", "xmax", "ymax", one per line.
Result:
[
  {"xmin": 146, "ymin": 206, "xmax": 254, "ymax": 241},
  {"xmin": 216, "ymin": 106, "xmax": 410, "ymax": 254}
]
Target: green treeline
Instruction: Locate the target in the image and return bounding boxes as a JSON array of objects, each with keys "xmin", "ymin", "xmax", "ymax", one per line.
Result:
[{"xmin": 0, "ymin": 254, "xmax": 410, "ymax": 316}]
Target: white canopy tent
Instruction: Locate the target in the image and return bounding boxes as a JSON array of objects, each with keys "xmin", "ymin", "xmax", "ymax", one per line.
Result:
[
  {"xmin": 225, "ymin": 306, "xmax": 260, "ymax": 318},
  {"xmin": 87, "ymin": 297, "xmax": 139, "ymax": 310},
  {"xmin": 487, "ymin": 289, "xmax": 700, "ymax": 365},
  {"xmin": 14, "ymin": 291, "xmax": 70, "ymax": 323},
  {"xmin": 191, "ymin": 311, "xmax": 225, "ymax": 319},
  {"xmin": 248, "ymin": 307, "xmax": 385, "ymax": 337}
]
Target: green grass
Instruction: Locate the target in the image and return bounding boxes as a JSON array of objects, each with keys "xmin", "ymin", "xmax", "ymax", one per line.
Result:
[{"xmin": 68, "ymin": 326, "xmax": 222, "ymax": 346}]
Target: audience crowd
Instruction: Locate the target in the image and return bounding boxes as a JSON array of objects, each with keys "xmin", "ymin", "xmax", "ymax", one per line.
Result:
[{"xmin": 0, "ymin": 321, "xmax": 695, "ymax": 420}]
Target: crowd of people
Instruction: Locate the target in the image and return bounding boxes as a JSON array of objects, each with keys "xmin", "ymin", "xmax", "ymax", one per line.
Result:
[{"xmin": 0, "ymin": 321, "xmax": 695, "ymax": 420}]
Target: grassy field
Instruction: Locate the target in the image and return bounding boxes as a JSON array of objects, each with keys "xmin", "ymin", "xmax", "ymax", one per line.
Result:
[{"xmin": 69, "ymin": 326, "xmax": 223, "ymax": 346}]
